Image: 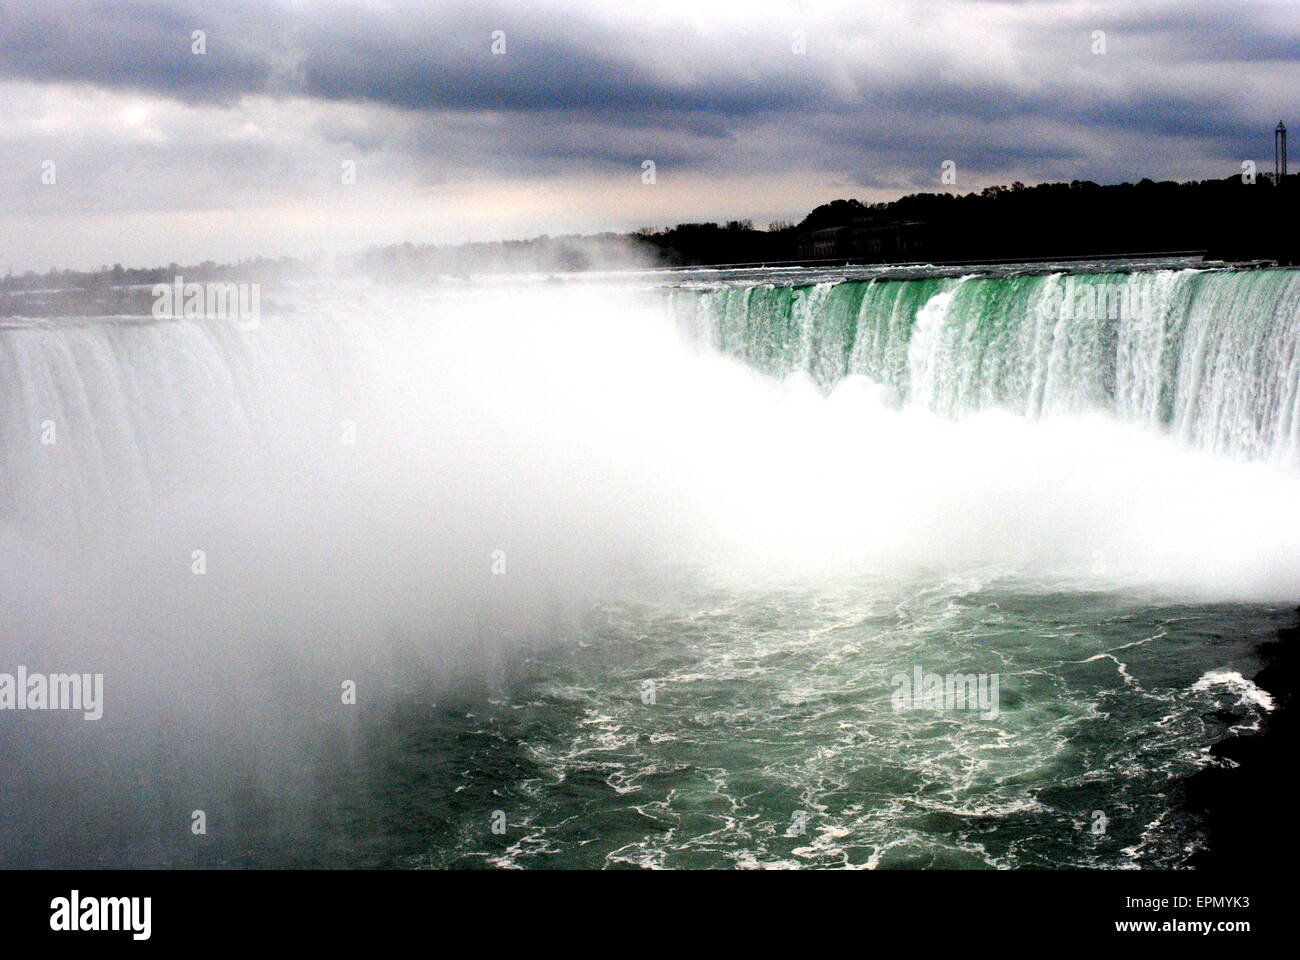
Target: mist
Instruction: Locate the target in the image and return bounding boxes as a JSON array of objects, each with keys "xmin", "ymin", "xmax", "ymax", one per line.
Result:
[
  {"xmin": 5, "ymin": 281, "xmax": 1299, "ymax": 682},
  {"xmin": 1, "ymin": 279, "xmax": 1297, "ymax": 864}
]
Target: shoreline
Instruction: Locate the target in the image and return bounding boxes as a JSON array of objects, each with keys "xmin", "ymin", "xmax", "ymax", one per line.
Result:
[{"xmin": 1183, "ymin": 606, "xmax": 1298, "ymax": 869}]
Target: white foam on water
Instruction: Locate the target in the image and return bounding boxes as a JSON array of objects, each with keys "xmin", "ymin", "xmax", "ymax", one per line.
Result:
[
  {"xmin": 0, "ymin": 279, "xmax": 1296, "ymax": 799},
  {"xmin": 1192, "ymin": 670, "xmax": 1276, "ymax": 712}
]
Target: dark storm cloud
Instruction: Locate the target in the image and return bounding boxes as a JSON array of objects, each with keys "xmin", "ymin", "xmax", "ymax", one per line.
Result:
[
  {"xmin": 1088, "ymin": 0, "xmax": 1300, "ymax": 63},
  {"xmin": 0, "ymin": 0, "xmax": 290, "ymax": 103},
  {"xmin": 2, "ymin": 0, "xmax": 1295, "ymax": 172},
  {"xmin": 1, "ymin": 0, "xmax": 827, "ymax": 117},
  {"xmin": 3, "ymin": 0, "xmax": 1299, "ymax": 273},
  {"xmin": 296, "ymin": 7, "xmax": 824, "ymax": 118}
]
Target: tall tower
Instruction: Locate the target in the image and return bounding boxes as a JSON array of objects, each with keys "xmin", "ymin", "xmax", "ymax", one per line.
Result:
[{"xmin": 1276, "ymin": 121, "xmax": 1288, "ymax": 182}]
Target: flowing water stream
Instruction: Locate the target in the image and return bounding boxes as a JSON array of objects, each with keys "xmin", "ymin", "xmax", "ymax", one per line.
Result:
[{"xmin": 1, "ymin": 264, "xmax": 1296, "ymax": 868}]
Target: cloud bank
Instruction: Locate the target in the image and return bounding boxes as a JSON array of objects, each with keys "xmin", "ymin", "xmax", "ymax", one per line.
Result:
[{"xmin": 1, "ymin": 0, "xmax": 1295, "ymax": 269}]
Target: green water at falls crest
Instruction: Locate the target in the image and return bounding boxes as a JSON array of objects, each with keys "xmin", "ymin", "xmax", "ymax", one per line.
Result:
[{"xmin": 672, "ymin": 269, "xmax": 1300, "ymax": 467}]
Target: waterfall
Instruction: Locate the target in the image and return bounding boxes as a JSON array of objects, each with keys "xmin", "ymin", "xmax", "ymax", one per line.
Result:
[
  {"xmin": 2, "ymin": 270, "xmax": 1297, "ymax": 872},
  {"xmin": 1, "ymin": 270, "xmax": 1297, "ymax": 593},
  {"xmin": 672, "ymin": 269, "xmax": 1300, "ymax": 467}
]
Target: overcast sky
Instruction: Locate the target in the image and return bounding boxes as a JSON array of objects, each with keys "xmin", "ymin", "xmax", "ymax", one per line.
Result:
[{"xmin": 1, "ymin": 0, "xmax": 1296, "ymax": 271}]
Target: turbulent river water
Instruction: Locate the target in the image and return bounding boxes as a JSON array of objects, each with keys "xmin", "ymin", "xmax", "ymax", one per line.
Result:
[{"xmin": 1, "ymin": 263, "xmax": 1297, "ymax": 868}]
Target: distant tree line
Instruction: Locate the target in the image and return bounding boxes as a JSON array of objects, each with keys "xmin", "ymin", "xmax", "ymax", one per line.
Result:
[
  {"xmin": 790, "ymin": 175, "xmax": 1297, "ymax": 264},
  {"xmin": 640, "ymin": 174, "xmax": 1295, "ymax": 266},
  {"xmin": 3, "ymin": 173, "xmax": 1296, "ymax": 314}
]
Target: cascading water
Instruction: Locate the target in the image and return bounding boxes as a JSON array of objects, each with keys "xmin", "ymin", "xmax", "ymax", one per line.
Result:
[
  {"xmin": 1, "ymin": 267, "xmax": 1297, "ymax": 869},
  {"xmin": 671, "ymin": 269, "xmax": 1300, "ymax": 466}
]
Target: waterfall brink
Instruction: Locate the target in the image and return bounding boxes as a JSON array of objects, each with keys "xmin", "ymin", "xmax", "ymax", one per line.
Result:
[
  {"xmin": 0, "ymin": 312, "xmax": 372, "ymax": 535},
  {"xmin": 1, "ymin": 271, "xmax": 1297, "ymax": 871},
  {"xmin": 672, "ymin": 269, "xmax": 1300, "ymax": 467},
  {"xmin": 1, "ymin": 272, "xmax": 1298, "ymax": 602}
]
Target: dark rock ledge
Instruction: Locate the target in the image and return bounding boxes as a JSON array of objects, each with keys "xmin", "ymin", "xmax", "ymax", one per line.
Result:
[{"xmin": 1183, "ymin": 608, "xmax": 1298, "ymax": 869}]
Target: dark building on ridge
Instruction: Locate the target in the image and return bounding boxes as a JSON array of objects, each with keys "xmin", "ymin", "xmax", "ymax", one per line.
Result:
[{"xmin": 797, "ymin": 218, "xmax": 927, "ymax": 261}]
